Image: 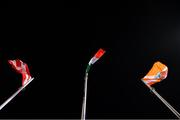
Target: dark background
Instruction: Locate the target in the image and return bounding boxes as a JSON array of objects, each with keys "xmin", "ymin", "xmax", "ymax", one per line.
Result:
[
  {"xmin": 0, "ymin": 0, "xmax": 8, "ymax": 8},
  {"xmin": 0, "ymin": 0, "xmax": 180, "ymax": 119}
]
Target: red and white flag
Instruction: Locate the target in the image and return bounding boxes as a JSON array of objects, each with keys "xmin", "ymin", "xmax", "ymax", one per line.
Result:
[
  {"xmin": 8, "ymin": 59, "xmax": 32, "ymax": 86},
  {"xmin": 88, "ymin": 48, "xmax": 105, "ymax": 65}
]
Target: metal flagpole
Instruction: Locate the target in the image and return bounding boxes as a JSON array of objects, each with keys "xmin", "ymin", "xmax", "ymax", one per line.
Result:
[
  {"xmin": 141, "ymin": 80, "xmax": 180, "ymax": 119},
  {"xmin": 152, "ymin": 88, "xmax": 180, "ymax": 118},
  {"xmin": 0, "ymin": 77, "xmax": 34, "ymax": 110},
  {"xmin": 81, "ymin": 73, "xmax": 88, "ymax": 120}
]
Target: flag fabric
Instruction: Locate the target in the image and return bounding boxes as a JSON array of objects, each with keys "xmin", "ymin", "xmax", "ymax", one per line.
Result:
[
  {"xmin": 86, "ymin": 48, "xmax": 105, "ymax": 73},
  {"xmin": 8, "ymin": 59, "xmax": 32, "ymax": 86},
  {"xmin": 142, "ymin": 61, "xmax": 168, "ymax": 86},
  {"xmin": 88, "ymin": 48, "xmax": 105, "ymax": 65}
]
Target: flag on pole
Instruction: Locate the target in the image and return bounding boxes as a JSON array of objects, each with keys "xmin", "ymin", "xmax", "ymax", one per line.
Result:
[
  {"xmin": 81, "ymin": 48, "xmax": 105, "ymax": 120},
  {"xmin": 142, "ymin": 61, "xmax": 168, "ymax": 86},
  {"xmin": 141, "ymin": 61, "xmax": 180, "ymax": 118},
  {"xmin": 0, "ymin": 59, "xmax": 34, "ymax": 111},
  {"xmin": 8, "ymin": 59, "xmax": 32, "ymax": 86},
  {"xmin": 86, "ymin": 48, "xmax": 105, "ymax": 73}
]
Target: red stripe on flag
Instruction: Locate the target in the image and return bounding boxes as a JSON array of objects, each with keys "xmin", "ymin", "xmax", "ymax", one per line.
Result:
[
  {"xmin": 8, "ymin": 59, "xmax": 32, "ymax": 86},
  {"xmin": 94, "ymin": 48, "xmax": 105, "ymax": 59}
]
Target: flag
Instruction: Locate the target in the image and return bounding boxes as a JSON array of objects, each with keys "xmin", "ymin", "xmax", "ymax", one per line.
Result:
[
  {"xmin": 8, "ymin": 59, "xmax": 32, "ymax": 86},
  {"xmin": 88, "ymin": 48, "xmax": 105, "ymax": 65},
  {"xmin": 86, "ymin": 48, "xmax": 105, "ymax": 73},
  {"xmin": 142, "ymin": 61, "xmax": 168, "ymax": 86}
]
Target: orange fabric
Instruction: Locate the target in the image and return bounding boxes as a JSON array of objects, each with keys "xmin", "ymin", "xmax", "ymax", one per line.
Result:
[{"xmin": 142, "ymin": 61, "xmax": 168, "ymax": 86}]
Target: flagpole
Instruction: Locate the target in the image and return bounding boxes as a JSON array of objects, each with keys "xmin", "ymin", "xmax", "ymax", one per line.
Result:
[
  {"xmin": 152, "ymin": 88, "xmax": 180, "ymax": 118},
  {"xmin": 0, "ymin": 77, "xmax": 34, "ymax": 110},
  {"xmin": 81, "ymin": 73, "xmax": 88, "ymax": 120},
  {"xmin": 141, "ymin": 80, "xmax": 180, "ymax": 119}
]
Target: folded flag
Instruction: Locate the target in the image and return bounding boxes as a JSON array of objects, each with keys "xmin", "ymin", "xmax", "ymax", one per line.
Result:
[
  {"xmin": 86, "ymin": 48, "xmax": 105, "ymax": 73},
  {"xmin": 88, "ymin": 48, "xmax": 105, "ymax": 65},
  {"xmin": 142, "ymin": 61, "xmax": 168, "ymax": 86},
  {"xmin": 8, "ymin": 59, "xmax": 32, "ymax": 86}
]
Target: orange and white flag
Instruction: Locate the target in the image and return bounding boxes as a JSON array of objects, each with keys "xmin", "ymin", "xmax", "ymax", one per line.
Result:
[{"xmin": 142, "ymin": 61, "xmax": 168, "ymax": 86}]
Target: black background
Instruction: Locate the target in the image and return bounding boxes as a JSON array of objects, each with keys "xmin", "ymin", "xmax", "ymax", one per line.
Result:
[{"xmin": 0, "ymin": 0, "xmax": 180, "ymax": 119}]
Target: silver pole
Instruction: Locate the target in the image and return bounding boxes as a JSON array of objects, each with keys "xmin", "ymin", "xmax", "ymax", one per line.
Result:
[
  {"xmin": 81, "ymin": 73, "xmax": 88, "ymax": 120},
  {"xmin": 0, "ymin": 77, "xmax": 34, "ymax": 110},
  {"xmin": 141, "ymin": 80, "xmax": 180, "ymax": 119},
  {"xmin": 151, "ymin": 87, "xmax": 180, "ymax": 118}
]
